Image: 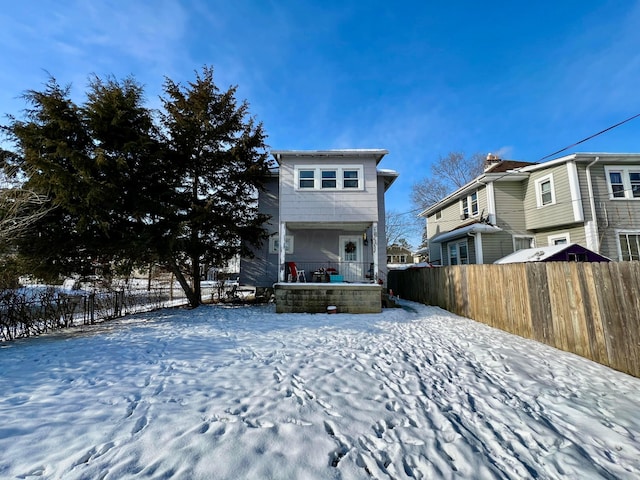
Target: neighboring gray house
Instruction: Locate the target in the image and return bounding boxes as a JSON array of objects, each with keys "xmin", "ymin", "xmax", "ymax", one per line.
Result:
[
  {"xmin": 420, "ymin": 153, "xmax": 640, "ymax": 265},
  {"xmin": 240, "ymin": 149, "xmax": 398, "ymax": 288},
  {"xmin": 386, "ymin": 244, "xmax": 416, "ymax": 268}
]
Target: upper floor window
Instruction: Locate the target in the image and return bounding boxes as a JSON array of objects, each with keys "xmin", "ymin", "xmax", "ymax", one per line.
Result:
[
  {"xmin": 535, "ymin": 174, "xmax": 556, "ymax": 207},
  {"xmin": 605, "ymin": 166, "xmax": 640, "ymax": 199},
  {"xmin": 295, "ymin": 165, "xmax": 363, "ymax": 191},
  {"xmin": 321, "ymin": 170, "xmax": 337, "ymax": 188},
  {"xmin": 460, "ymin": 191, "xmax": 479, "ymax": 218},
  {"xmin": 298, "ymin": 170, "xmax": 315, "ymax": 189}
]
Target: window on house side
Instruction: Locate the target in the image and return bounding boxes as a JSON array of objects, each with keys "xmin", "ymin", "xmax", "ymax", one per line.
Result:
[
  {"xmin": 448, "ymin": 241, "xmax": 469, "ymax": 265},
  {"xmin": 321, "ymin": 170, "xmax": 337, "ymax": 188},
  {"xmin": 295, "ymin": 165, "xmax": 363, "ymax": 191},
  {"xmin": 459, "ymin": 242, "xmax": 469, "ymax": 264},
  {"xmin": 470, "ymin": 192, "xmax": 478, "ymax": 216},
  {"xmin": 619, "ymin": 233, "xmax": 640, "ymax": 261},
  {"xmin": 609, "ymin": 171, "xmax": 625, "ymax": 198},
  {"xmin": 605, "ymin": 166, "xmax": 640, "ymax": 200},
  {"xmin": 540, "ymin": 180, "xmax": 552, "ymax": 205},
  {"xmin": 461, "ymin": 191, "xmax": 478, "ymax": 218},
  {"xmin": 343, "ymin": 170, "xmax": 359, "ymax": 188},
  {"xmin": 535, "ymin": 175, "xmax": 555, "ymax": 207},
  {"xmin": 449, "ymin": 244, "xmax": 458, "ymax": 265},
  {"xmin": 461, "ymin": 198, "xmax": 469, "ymax": 218},
  {"xmin": 299, "ymin": 170, "xmax": 314, "ymax": 189},
  {"xmin": 514, "ymin": 236, "xmax": 534, "ymax": 251},
  {"xmin": 435, "ymin": 210, "xmax": 442, "ymax": 220},
  {"xmin": 631, "ymin": 172, "xmax": 640, "ymax": 198}
]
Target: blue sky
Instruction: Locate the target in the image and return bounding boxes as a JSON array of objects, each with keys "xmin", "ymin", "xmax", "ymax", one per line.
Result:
[{"xmin": 2, "ymin": 1, "xmax": 640, "ymax": 246}]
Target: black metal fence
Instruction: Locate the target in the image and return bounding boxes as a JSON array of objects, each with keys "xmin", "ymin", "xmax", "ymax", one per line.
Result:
[
  {"xmin": 283, "ymin": 261, "xmax": 377, "ymax": 283},
  {"xmin": 0, "ymin": 285, "xmax": 191, "ymax": 342}
]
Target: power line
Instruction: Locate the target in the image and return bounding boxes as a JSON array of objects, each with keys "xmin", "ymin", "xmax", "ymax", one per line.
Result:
[
  {"xmin": 537, "ymin": 112, "xmax": 640, "ymax": 162},
  {"xmin": 393, "ymin": 111, "xmax": 640, "ymax": 218}
]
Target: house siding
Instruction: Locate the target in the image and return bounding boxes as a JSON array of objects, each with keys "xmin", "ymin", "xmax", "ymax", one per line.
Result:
[
  {"xmin": 376, "ymin": 176, "xmax": 389, "ymax": 281},
  {"xmin": 524, "ymin": 164, "xmax": 577, "ymax": 230},
  {"xmin": 240, "ymin": 176, "xmax": 280, "ymax": 286},
  {"xmin": 493, "ymin": 181, "xmax": 527, "ymax": 233},
  {"xmin": 533, "ymin": 225, "xmax": 587, "ymax": 247},
  {"xmin": 481, "ymin": 231, "xmax": 521, "ymax": 263},
  {"xmin": 279, "ymin": 157, "xmax": 379, "ymax": 223},
  {"xmin": 587, "ymin": 161, "xmax": 640, "ymax": 259},
  {"xmin": 425, "ymin": 154, "xmax": 640, "ymax": 265}
]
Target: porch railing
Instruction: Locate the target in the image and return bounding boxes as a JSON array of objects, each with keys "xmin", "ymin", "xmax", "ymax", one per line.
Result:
[{"xmin": 283, "ymin": 262, "xmax": 376, "ymax": 283}]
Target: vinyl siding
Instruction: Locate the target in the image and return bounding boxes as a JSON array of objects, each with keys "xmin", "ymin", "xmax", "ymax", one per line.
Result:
[
  {"xmin": 279, "ymin": 157, "xmax": 379, "ymax": 223},
  {"xmin": 524, "ymin": 164, "xmax": 577, "ymax": 230},
  {"xmin": 240, "ymin": 177, "xmax": 280, "ymax": 286},
  {"xmin": 587, "ymin": 162, "xmax": 640, "ymax": 259},
  {"xmin": 533, "ymin": 225, "xmax": 587, "ymax": 247},
  {"xmin": 493, "ymin": 181, "xmax": 527, "ymax": 232},
  {"xmin": 481, "ymin": 231, "xmax": 522, "ymax": 263}
]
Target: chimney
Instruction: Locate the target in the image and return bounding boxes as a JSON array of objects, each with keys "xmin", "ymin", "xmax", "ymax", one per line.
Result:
[{"xmin": 484, "ymin": 153, "xmax": 501, "ymax": 171}]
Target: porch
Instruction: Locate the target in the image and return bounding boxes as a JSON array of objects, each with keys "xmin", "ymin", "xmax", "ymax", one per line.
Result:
[
  {"xmin": 275, "ymin": 222, "xmax": 383, "ymax": 284},
  {"xmin": 274, "ymin": 282, "xmax": 383, "ymax": 313},
  {"xmin": 284, "ymin": 261, "xmax": 376, "ymax": 283}
]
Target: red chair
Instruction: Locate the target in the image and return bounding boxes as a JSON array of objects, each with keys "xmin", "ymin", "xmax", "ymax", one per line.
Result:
[{"xmin": 287, "ymin": 262, "xmax": 306, "ymax": 282}]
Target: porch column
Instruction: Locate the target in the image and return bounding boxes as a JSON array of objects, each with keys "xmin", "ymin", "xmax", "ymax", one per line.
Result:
[
  {"xmin": 474, "ymin": 232, "xmax": 483, "ymax": 264},
  {"xmin": 372, "ymin": 222, "xmax": 378, "ymax": 281},
  {"xmin": 279, "ymin": 221, "xmax": 287, "ymax": 282}
]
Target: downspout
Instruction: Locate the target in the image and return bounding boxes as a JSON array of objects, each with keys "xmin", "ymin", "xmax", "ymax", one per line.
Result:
[{"xmin": 585, "ymin": 156, "xmax": 600, "ymax": 252}]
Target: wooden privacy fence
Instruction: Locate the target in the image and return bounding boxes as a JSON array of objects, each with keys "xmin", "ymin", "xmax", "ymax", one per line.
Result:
[{"xmin": 388, "ymin": 262, "xmax": 640, "ymax": 377}]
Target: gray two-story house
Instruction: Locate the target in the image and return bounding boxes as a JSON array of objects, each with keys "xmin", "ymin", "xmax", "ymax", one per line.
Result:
[
  {"xmin": 240, "ymin": 149, "xmax": 398, "ymax": 288},
  {"xmin": 420, "ymin": 153, "xmax": 640, "ymax": 265}
]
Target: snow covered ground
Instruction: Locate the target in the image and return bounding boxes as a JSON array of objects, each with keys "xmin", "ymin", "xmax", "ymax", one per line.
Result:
[{"xmin": 1, "ymin": 301, "xmax": 639, "ymax": 479}]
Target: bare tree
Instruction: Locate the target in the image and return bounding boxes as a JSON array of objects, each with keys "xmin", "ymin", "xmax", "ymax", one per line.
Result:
[
  {"xmin": 411, "ymin": 152, "xmax": 485, "ymax": 212},
  {"xmin": 0, "ymin": 187, "xmax": 52, "ymax": 244},
  {"xmin": 385, "ymin": 209, "xmax": 419, "ymax": 249}
]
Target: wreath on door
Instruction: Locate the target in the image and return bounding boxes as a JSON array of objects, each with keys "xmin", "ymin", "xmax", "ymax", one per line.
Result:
[{"xmin": 345, "ymin": 241, "xmax": 356, "ymax": 253}]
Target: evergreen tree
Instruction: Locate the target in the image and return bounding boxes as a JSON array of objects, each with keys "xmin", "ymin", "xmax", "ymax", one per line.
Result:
[
  {"xmin": 1, "ymin": 78, "xmax": 96, "ymax": 280},
  {"xmin": 159, "ymin": 66, "xmax": 271, "ymax": 306},
  {"xmin": 2, "ymin": 68, "xmax": 271, "ymax": 306}
]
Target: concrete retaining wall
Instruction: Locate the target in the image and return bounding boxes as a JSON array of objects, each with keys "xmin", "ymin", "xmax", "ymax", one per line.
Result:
[{"xmin": 274, "ymin": 283, "xmax": 382, "ymax": 314}]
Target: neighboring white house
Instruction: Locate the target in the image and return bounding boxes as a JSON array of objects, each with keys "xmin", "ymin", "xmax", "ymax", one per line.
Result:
[
  {"xmin": 420, "ymin": 153, "xmax": 640, "ymax": 265},
  {"xmin": 240, "ymin": 149, "xmax": 398, "ymax": 288}
]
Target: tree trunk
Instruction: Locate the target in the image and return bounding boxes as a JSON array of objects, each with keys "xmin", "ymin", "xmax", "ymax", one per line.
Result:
[
  {"xmin": 167, "ymin": 258, "xmax": 200, "ymax": 308},
  {"xmin": 191, "ymin": 254, "xmax": 201, "ymax": 307}
]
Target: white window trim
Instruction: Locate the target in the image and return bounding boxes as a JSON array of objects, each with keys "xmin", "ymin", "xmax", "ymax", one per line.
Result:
[
  {"xmin": 448, "ymin": 240, "xmax": 469, "ymax": 265},
  {"xmin": 535, "ymin": 174, "xmax": 556, "ymax": 208},
  {"xmin": 616, "ymin": 229, "xmax": 640, "ymax": 261},
  {"xmin": 294, "ymin": 164, "xmax": 364, "ymax": 191},
  {"xmin": 605, "ymin": 166, "xmax": 640, "ymax": 200},
  {"xmin": 513, "ymin": 235, "xmax": 535, "ymax": 251},
  {"xmin": 459, "ymin": 190, "xmax": 479, "ymax": 219},
  {"xmin": 269, "ymin": 235, "xmax": 294, "ymax": 254},
  {"xmin": 548, "ymin": 233, "xmax": 570, "ymax": 246}
]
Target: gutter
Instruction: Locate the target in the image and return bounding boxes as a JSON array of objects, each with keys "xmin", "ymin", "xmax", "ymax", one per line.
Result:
[{"xmin": 585, "ymin": 156, "xmax": 600, "ymax": 252}]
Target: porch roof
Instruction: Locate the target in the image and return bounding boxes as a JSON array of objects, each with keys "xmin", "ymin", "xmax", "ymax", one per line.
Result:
[
  {"xmin": 430, "ymin": 223, "xmax": 503, "ymax": 244},
  {"xmin": 285, "ymin": 222, "xmax": 371, "ymax": 231}
]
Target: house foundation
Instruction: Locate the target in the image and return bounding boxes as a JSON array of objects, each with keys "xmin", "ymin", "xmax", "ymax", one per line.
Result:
[{"xmin": 274, "ymin": 283, "xmax": 382, "ymax": 314}]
